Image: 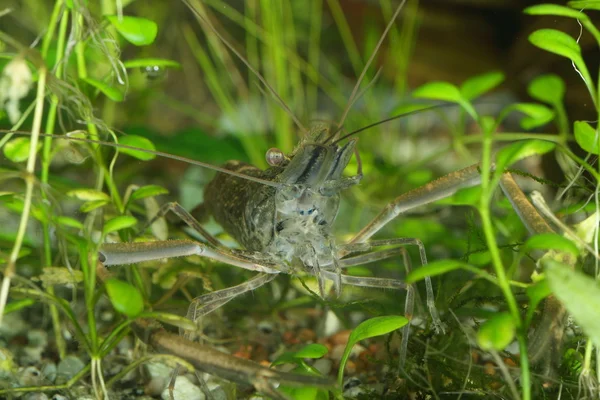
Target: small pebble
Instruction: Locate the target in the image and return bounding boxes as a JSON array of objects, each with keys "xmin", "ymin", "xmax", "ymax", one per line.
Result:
[
  {"xmin": 41, "ymin": 362, "xmax": 57, "ymax": 383},
  {"xmin": 161, "ymin": 375, "xmax": 204, "ymax": 400},
  {"xmin": 313, "ymin": 358, "xmax": 332, "ymax": 375},
  {"xmin": 0, "ymin": 313, "xmax": 27, "ymax": 339},
  {"xmin": 56, "ymin": 356, "xmax": 85, "ymax": 383},
  {"xmin": 145, "ymin": 362, "xmax": 171, "ymax": 396},
  {"xmin": 343, "ymin": 377, "xmax": 365, "ymax": 397},
  {"xmin": 19, "ymin": 345, "xmax": 44, "ymax": 365},
  {"xmin": 26, "ymin": 330, "xmax": 48, "ymax": 348},
  {"xmin": 329, "ymin": 330, "xmax": 351, "ymax": 346},
  {"xmin": 18, "ymin": 366, "xmax": 43, "ymax": 386},
  {"xmin": 323, "ymin": 310, "xmax": 342, "ymax": 337}
]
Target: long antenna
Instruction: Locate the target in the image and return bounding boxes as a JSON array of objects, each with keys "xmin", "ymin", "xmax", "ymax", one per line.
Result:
[
  {"xmin": 336, "ymin": 0, "xmax": 408, "ymax": 131},
  {"xmin": 332, "ymin": 103, "xmax": 453, "ymax": 145},
  {"xmin": 182, "ymin": 0, "xmax": 307, "ymax": 134},
  {"xmin": 1, "ymin": 130, "xmax": 284, "ymax": 188}
]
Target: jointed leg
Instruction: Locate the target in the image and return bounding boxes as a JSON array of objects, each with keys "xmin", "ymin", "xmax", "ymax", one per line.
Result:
[
  {"xmin": 186, "ymin": 273, "xmax": 279, "ymax": 323},
  {"xmin": 349, "ymin": 164, "xmax": 484, "ymax": 244},
  {"xmin": 143, "ymin": 201, "xmax": 224, "ymax": 248},
  {"xmin": 340, "ymin": 238, "xmax": 444, "ymax": 333},
  {"xmin": 99, "ymin": 240, "xmax": 280, "ymax": 274},
  {"xmin": 499, "ymin": 173, "xmax": 569, "ymax": 373},
  {"xmin": 333, "ymin": 241, "xmax": 418, "ymax": 367}
]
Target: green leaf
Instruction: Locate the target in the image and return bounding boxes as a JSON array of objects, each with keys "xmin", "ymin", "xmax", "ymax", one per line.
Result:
[
  {"xmin": 523, "ymin": 233, "xmax": 580, "ymax": 257},
  {"xmin": 294, "ymin": 343, "xmax": 328, "ymax": 359},
  {"xmin": 82, "ymin": 77, "xmax": 124, "ymax": 102},
  {"xmin": 149, "ymin": 312, "xmax": 197, "ymax": 331},
  {"xmin": 524, "ymin": 4, "xmax": 588, "ymax": 20},
  {"xmin": 280, "ymin": 385, "xmax": 327, "ymax": 400},
  {"xmin": 55, "ymin": 216, "xmax": 84, "ymax": 230},
  {"xmin": 460, "ymin": 71, "xmax": 505, "ymax": 100},
  {"xmin": 477, "ymin": 312, "xmax": 516, "ymax": 351},
  {"xmin": 495, "ymin": 140, "xmax": 556, "ymax": 175},
  {"xmin": 525, "ymin": 279, "xmax": 552, "ymax": 326},
  {"xmin": 413, "ymin": 81, "xmax": 462, "ymax": 103},
  {"xmin": 406, "ymin": 259, "xmax": 472, "ymax": 283},
  {"xmin": 80, "ymin": 200, "xmax": 109, "ymax": 213},
  {"xmin": 413, "ymin": 81, "xmax": 477, "ymax": 119},
  {"xmin": 568, "ymin": 1, "xmax": 600, "ymax": 10},
  {"xmin": 446, "ymin": 186, "xmax": 482, "ymax": 207},
  {"xmin": 545, "ymin": 259, "xmax": 600, "ymax": 349},
  {"xmin": 0, "ymin": 248, "xmax": 30, "ymax": 263},
  {"xmin": 279, "ymin": 364, "xmax": 328, "ymax": 400},
  {"xmin": 67, "ymin": 189, "xmax": 110, "ymax": 201},
  {"xmin": 102, "ymin": 215, "xmax": 137, "ymax": 235},
  {"xmin": 106, "ymin": 16, "xmax": 158, "ymax": 46},
  {"xmin": 123, "ymin": 58, "xmax": 181, "ymax": 69},
  {"xmin": 528, "ymin": 74, "xmax": 566, "ymax": 105},
  {"xmin": 3, "ymin": 298, "xmax": 36, "ymax": 315},
  {"xmin": 512, "ymin": 103, "xmax": 555, "ymax": 130},
  {"xmin": 3, "ymin": 138, "xmax": 41, "ymax": 162},
  {"xmin": 105, "ymin": 278, "xmax": 144, "ymax": 318},
  {"xmin": 118, "ymin": 135, "xmax": 156, "ymax": 160},
  {"xmin": 529, "ymin": 29, "xmax": 582, "ymax": 64},
  {"xmin": 574, "ymin": 120, "xmax": 600, "ymax": 154},
  {"xmin": 130, "ymin": 185, "xmax": 169, "ymax": 201},
  {"xmin": 337, "ymin": 316, "xmax": 408, "ymax": 385}
]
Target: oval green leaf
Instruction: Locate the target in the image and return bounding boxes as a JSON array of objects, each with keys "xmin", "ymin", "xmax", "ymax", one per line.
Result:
[
  {"xmin": 337, "ymin": 316, "xmax": 408, "ymax": 385},
  {"xmin": 413, "ymin": 81, "xmax": 463, "ymax": 103},
  {"xmin": 149, "ymin": 312, "xmax": 197, "ymax": 331},
  {"xmin": 528, "ymin": 74, "xmax": 566, "ymax": 105},
  {"xmin": 525, "ymin": 279, "xmax": 552, "ymax": 326},
  {"xmin": 513, "ymin": 103, "xmax": 555, "ymax": 130},
  {"xmin": 67, "ymin": 189, "xmax": 110, "ymax": 201},
  {"xmin": 524, "ymin": 4, "xmax": 588, "ymax": 20},
  {"xmin": 568, "ymin": 1, "xmax": 600, "ymax": 10},
  {"xmin": 495, "ymin": 140, "xmax": 556, "ymax": 174},
  {"xmin": 82, "ymin": 77, "xmax": 124, "ymax": 102},
  {"xmin": 130, "ymin": 184, "xmax": 169, "ymax": 201},
  {"xmin": 80, "ymin": 200, "xmax": 109, "ymax": 213},
  {"xmin": 545, "ymin": 258, "xmax": 600, "ymax": 349},
  {"xmin": 574, "ymin": 120, "xmax": 600, "ymax": 154},
  {"xmin": 524, "ymin": 233, "xmax": 580, "ymax": 257},
  {"xmin": 460, "ymin": 71, "xmax": 505, "ymax": 100},
  {"xmin": 118, "ymin": 135, "xmax": 156, "ymax": 160},
  {"xmin": 477, "ymin": 312, "xmax": 516, "ymax": 351},
  {"xmin": 103, "ymin": 215, "xmax": 137, "ymax": 235},
  {"xmin": 3, "ymin": 137, "xmax": 41, "ymax": 162},
  {"xmin": 406, "ymin": 259, "xmax": 472, "ymax": 283},
  {"xmin": 123, "ymin": 58, "xmax": 181, "ymax": 69},
  {"xmin": 105, "ymin": 278, "xmax": 144, "ymax": 318},
  {"xmin": 294, "ymin": 343, "xmax": 328, "ymax": 359},
  {"xmin": 413, "ymin": 81, "xmax": 477, "ymax": 119},
  {"xmin": 528, "ymin": 29, "xmax": 582, "ymax": 63},
  {"xmin": 106, "ymin": 16, "xmax": 158, "ymax": 46},
  {"xmin": 55, "ymin": 216, "xmax": 84, "ymax": 230}
]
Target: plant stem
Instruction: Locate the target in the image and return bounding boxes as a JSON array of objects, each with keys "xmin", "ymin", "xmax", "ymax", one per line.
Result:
[
  {"xmin": 0, "ymin": 67, "xmax": 48, "ymax": 327},
  {"xmin": 478, "ymin": 115, "xmax": 530, "ymax": 400}
]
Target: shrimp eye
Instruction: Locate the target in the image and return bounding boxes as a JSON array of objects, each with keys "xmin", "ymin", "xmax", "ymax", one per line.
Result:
[{"xmin": 266, "ymin": 148, "xmax": 285, "ymax": 166}]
